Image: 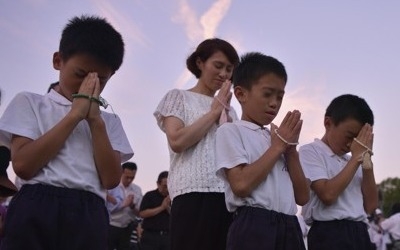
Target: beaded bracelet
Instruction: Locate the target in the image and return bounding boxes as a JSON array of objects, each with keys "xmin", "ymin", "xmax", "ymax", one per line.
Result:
[
  {"xmin": 353, "ymin": 138, "xmax": 373, "ymax": 155},
  {"xmin": 71, "ymin": 93, "xmax": 91, "ymax": 100},
  {"xmin": 353, "ymin": 138, "xmax": 374, "ymax": 169},
  {"xmin": 71, "ymin": 93, "xmax": 116, "ymax": 116},
  {"xmin": 361, "ymin": 151, "xmax": 373, "ymax": 169},
  {"xmin": 72, "ymin": 94, "xmax": 107, "ymax": 108},
  {"xmin": 90, "ymin": 96, "xmax": 103, "ymax": 106},
  {"xmin": 274, "ymin": 129, "xmax": 299, "ymax": 146}
]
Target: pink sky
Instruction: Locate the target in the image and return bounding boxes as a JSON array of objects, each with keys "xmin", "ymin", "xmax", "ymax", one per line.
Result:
[{"xmin": 1, "ymin": 0, "xmax": 399, "ymax": 193}]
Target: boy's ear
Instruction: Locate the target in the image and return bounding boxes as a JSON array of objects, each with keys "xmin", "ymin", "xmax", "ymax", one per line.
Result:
[
  {"xmin": 234, "ymin": 86, "xmax": 247, "ymax": 103},
  {"xmin": 52, "ymin": 52, "xmax": 62, "ymax": 70},
  {"xmin": 324, "ymin": 116, "xmax": 332, "ymax": 130}
]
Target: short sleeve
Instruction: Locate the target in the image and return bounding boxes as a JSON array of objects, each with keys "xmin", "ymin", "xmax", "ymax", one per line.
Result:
[
  {"xmin": 299, "ymin": 144, "xmax": 329, "ymax": 182},
  {"xmin": 153, "ymin": 89, "xmax": 185, "ymax": 131},
  {"xmin": 103, "ymin": 113, "xmax": 134, "ymax": 162},
  {"xmin": 139, "ymin": 192, "xmax": 152, "ymax": 211},
  {"xmin": 0, "ymin": 92, "xmax": 41, "ymax": 141},
  {"xmin": 215, "ymin": 123, "xmax": 248, "ymax": 179}
]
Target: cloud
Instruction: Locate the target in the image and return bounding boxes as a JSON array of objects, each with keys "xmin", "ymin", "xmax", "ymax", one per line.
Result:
[
  {"xmin": 200, "ymin": 0, "xmax": 232, "ymax": 38},
  {"xmin": 91, "ymin": 0, "xmax": 150, "ymax": 49},
  {"xmin": 174, "ymin": 0, "xmax": 232, "ymax": 41},
  {"xmin": 173, "ymin": 0, "xmax": 203, "ymax": 42},
  {"xmin": 172, "ymin": 0, "xmax": 233, "ymax": 88}
]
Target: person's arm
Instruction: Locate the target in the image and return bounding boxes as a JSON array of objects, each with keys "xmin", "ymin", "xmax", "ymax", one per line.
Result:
[
  {"xmin": 163, "ymin": 81, "xmax": 231, "ymax": 153},
  {"xmin": 285, "ymin": 148, "xmax": 310, "ymax": 206},
  {"xmin": 86, "ymin": 75, "xmax": 121, "ymax": 189},
  {"xmin": 312, "ymin": 124, "xmax": 375, "ymax": 206},
  {"xmin": 225, "ymin": 146, "xmax": 283, "ymax": 198},
  {"xmin": 11, "ymin": 73, "xmax": 121, "ymax": 189},
  {"xmin": 11, "ymin": 107, "xmax": 86, "ymax": 180},
  {"xmin": 361, "ymin": 167, "xmax": 378, "ymax": 215},
  {"xmin": 139, "ymin": 195, "xmax": 171, "ymax": 218},
  {"xmin": 106, "ymin": 188, "xmax": 127, "ymax": 213},
  {"xmin": 129, "ymin": 200, "xmax": 140, "ymax": 217},
  {"xmin": 225, "ymin": 111, "xmax": 303, "ymax": 198},
  {"xmin": 311, "ymin": 157, "xmax": 360, "ymax": 206}
]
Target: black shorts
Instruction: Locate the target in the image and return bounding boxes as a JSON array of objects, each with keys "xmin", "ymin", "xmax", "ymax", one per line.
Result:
[
  {"xmin": 227, "ymin": 206, "xmax": 306, "ymax": 250},
  {"xmin": 308, "ymin": 219, "xmax": 373, "ymax": 250},
  {"xmin": 170, "ymin": 192, "xmax": 232, "ymax": 250},
  {"xmin": 1, "ymin": 184, "xmax": 109, "ymax": 250}
]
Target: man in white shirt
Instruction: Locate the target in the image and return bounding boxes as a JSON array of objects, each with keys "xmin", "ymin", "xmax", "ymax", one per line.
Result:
[{"xmin": 107, "ymin": 162, "xmax": 142, "ymax": 250}]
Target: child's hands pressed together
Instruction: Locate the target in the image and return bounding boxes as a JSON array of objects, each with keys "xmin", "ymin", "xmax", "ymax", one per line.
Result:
[
  {"xmin": 86, "ymin": 73, "xmax": 103, "ymax": 123},
  {"xmin": 271, "ymin": 110, "xmax": 303, "ymax": 153},
  {"xmin": 350, "ymin": 123, "xmax": 374, "ymax": 164},
  {"xmin": 70, "ymin": 72, "xmax": 102, "ymax": 121}
]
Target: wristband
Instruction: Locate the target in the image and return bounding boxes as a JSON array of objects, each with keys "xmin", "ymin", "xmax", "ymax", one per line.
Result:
[
  {"xmin": 274, "ymin": 129, "xmax": 299, "ymax": 146},
  {"xmin": 71, "ymin": 93, "xmax": 91, "ymax": 100}
]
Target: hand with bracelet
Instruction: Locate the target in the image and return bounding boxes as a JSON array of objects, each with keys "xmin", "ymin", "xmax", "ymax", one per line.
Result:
[
  {"xmin": 71, "ymin": 72, "xmax": 102, "ymax": 121},
  {"xmin": 351, "ymin": 123, "xmax": 374, "ymax": 169},
  {"xmin": 270, "ymin": 110, "xmax": 303, "ymax": 153}
]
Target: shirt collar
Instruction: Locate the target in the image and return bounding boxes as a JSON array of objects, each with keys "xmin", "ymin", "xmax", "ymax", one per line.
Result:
[
  {"xmin": 46, "ymin": 89, "xmax": 72, "ymax": 106},
  {"xmin": 313, "ymin": 138, "xmax": 351, "ymax": 161},
  {"xmin": 236, "ymin": 120, "xmax": 269, "ymax": 132}
]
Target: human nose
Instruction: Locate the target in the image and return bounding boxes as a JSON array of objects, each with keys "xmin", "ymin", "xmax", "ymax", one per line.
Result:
[
  {"xmin": 269, "ymin": 97, "xmax": 279, "ymax": 108},
  {"xmin": 219, "ymin": 68, "xmax": 230, "ymax": 79}
]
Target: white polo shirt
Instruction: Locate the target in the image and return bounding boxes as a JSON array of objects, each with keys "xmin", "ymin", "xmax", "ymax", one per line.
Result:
[
  {"xmin": 215, "ymin": 120, "xmax": 298, "ymax": 215},
  {"xmin": 0, "ymin": 90, "xmax": 134, "ymax": 199},
  {"xmin": 299, "ymin": 139, "xmax": 366, "ymax": 224},
  {"xmin": 107, "ymin": 183, "xmax": 143, "ymax": 228}
]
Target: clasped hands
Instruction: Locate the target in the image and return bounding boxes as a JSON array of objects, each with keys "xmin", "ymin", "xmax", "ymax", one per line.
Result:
[
  {"xmin": 351, "ymin": 123, "xmax": 374, "ymax": 169},
  {"xmin": 270, "ymin": 110, "xmax": 303, "ymax": 153},
  {"xmin": 213, "ymin": 80, "xmax": 233, "ymax": 125},
  {"xmin": 71, "ymin": 72, "xmax": 103, "ymax": 121}
]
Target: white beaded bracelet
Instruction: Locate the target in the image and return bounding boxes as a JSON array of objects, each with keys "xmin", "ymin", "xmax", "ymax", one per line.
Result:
[
  {"xmin": 274, "ymin": 129, "xmax": 299, "ymax": 146},
  {"xmin": 353, "ymin": 138, "xmax": 374, "ymax": 169}
]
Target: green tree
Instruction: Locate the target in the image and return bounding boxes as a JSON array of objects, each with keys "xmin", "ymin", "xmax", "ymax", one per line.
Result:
[{"xmin": 378, "ymin": 177, "xmax": 400, "ymax": 216}]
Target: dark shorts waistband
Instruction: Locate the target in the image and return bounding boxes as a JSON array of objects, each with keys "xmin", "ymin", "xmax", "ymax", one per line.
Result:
[
  {"xmin": 235, "ymin": 206, "xmax": 297, "ymax": 221},
  {"xmin": 19, "ymin": 183, "xmax": 103, "ymax": 203},
  {"xmin": 313, "ymin": 219, "xmax": 366, "ymax": 226}
]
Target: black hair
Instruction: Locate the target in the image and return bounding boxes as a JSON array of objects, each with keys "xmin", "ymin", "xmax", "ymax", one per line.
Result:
[
  {"xmin": 157, "ymin": 171, "xmax": 168, "ymax": 183},
  {"xmin": 186, "ymin": 38, "xmax": 239, "ymax": 79},
  {"xmin": 233, "ymin": 52, "xmax": 287, "ymax": 89},
  {"xmin": 122, "ymin": 162, "xmax": 137, "ymax": 171},
  {"xmin": 325, "ymin": 94, "xmax": 374, "ymax": 126},
  {"xmin": 59, "ymin": 15, "xmax": 124, "ymax": 72}
]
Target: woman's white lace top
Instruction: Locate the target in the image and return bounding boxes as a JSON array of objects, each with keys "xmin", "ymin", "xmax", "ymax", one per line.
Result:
[{"xmin": 154, "ymin": 89, "xmax": 237, "ymax": 200}]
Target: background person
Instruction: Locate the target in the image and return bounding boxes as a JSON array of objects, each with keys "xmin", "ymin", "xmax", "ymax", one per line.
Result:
[
  {"xmin": 107, "ymin": 162, "xmax": 143, "ymax": 250},
  {"xmin": 380, "ymin": 203, "xmax": 400, "ymax": 250},
  {"xmin": 139, "ymin": 171, "xmax": 170, "ymax": 250}
]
